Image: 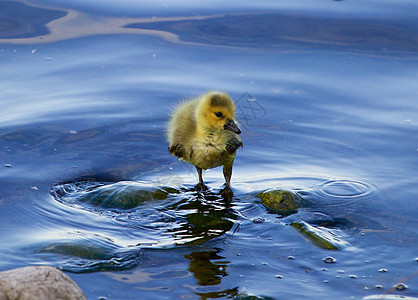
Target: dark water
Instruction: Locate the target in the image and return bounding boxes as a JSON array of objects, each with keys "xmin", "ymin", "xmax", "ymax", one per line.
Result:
[{"xmin": 1, "ymin": 0, "xmax": 417, "ymax": 299}]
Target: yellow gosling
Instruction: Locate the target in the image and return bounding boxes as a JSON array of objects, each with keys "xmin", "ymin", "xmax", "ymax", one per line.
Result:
[{"xmin": 167, "ymin": 91, "xmax": 243, "ymax": 191}]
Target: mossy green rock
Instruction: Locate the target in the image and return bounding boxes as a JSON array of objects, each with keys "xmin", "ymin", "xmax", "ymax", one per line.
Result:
[
  {"xmin": 258, "ymin": 189, "xmax": 302, "ymax": 214},
  {"xmin": 290, "ymin": 221, "xmax": 348, "ymax": 250},
  {"xmin": 38, "ymin": 243, "xmax": 112, "ymax": 260},
  {"xmin": 78, "ymin": 182, "xmax": 179, "ymax": 209}
]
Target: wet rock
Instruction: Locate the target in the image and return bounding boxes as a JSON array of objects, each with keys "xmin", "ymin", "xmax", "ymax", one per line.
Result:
[
  {"xmin": 257, "ymin": 189, "xmax": 302, "ymax": 214},
  {"xmin": 38, "ymin": 243, "xmax": 113, "ymax": 260},
  {"xmin": 290, "ymin": 221, "xmax": 348, "ymax": 250},
  {"xmin": 71, "ymin": 181, "xmax": 179, "ymax": 209},
  {"xmin": 0, "ymin": 265, "xmax": 86, "ymax": 300},
  {"xmin": 152, "ymin": 186, "xmax": 180, "ymax": 200},
  {"xmin": 36, "ymin": 240, "xmax": 144, "ymax": 273}
]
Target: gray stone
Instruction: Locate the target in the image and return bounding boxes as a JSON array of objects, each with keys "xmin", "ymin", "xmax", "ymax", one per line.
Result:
[{"xmin": 0, "ymin": 265, "xmax": 86, "ymax": 300}]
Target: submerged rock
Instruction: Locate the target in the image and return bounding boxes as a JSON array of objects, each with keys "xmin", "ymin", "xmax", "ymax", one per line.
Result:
[
  {"xmin": 38, "ymin": 243, "xmax": 113, "ymax": 260},
  {"xmin": 0, "ymin": 266, "xmax": 86, "ymax": 300},
  {"xmin": 36, "ymin": 241, "xmax": 144, "ymax": 273},
  {"xmin": 73, "ymin": 181, "xmax": 179, "ymax": 209},
  {"xmin": 258, "ymin": 189, "xmax": 302, "ymax": 214},
  {"xmin": 291, "ymin": 221, "xmax": 348, "ymax": 250}
]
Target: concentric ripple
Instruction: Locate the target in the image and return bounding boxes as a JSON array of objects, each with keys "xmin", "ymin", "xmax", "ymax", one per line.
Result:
[
  {"xmin": 50, "ymin": 180, "xmax": 241, "ymax": 251},
  {"xmin": 300, "ymin": 178, "xmax": 383, "ymax": 209},
  {"xmin": 321, "ymin": 180, "xmax": 372, "ymax": 198},
  {"xmin": 42, "ymin": 180, "xmax": 242, "ymax": 272}
]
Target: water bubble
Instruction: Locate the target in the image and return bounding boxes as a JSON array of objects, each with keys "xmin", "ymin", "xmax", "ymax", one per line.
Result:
[
  {"xmin": 31, "ymin": 186, "xmax": 39, "ymax": 191},
  {"xmin": 288, "ymin": 255, "xmax": 295, "ymax": 260},
  {"xmin": 349, "ymin": 275, "xmax": 357, "ymax": 279},
  {"xmin": 31, "ymin": 49, "xmax": 36, "ymax": 54},
  {"xmin": 378, "ymin": 268, "xmax": 387, "ymax": 273},
  {"xmin": 375, "ymin": 284, "xmax": 383, "ymax": 289},
  {"xmin": 323, "ymin": 256, "xmax": 337, "ymax": 264},
  {"xmin": 275, "ymin": 275, "xmax": 283, "ymax": 279},
  {"xmin": 394, "ymin": 283, "xmax": 407, "ymax": 290},
  {"xmin": 4, "ymin": 164, "xmax": 12, "ymax": 168},
  {"xmin": 323, "ymin": 280, "xmax": 329, "ymax": 283},
  {"xmin": 252, "ymin": 217, "xmax": 264, "ymax": 223},
  {"xmin": 337, "ymin": 270, "xmax": 344, "ymax": 273}
]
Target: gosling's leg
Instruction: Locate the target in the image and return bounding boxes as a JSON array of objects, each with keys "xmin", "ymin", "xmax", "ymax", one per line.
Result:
[
  {"xmin": 223, "ymin": 163, "xmax": 233, "ymax": 188},
  {"xmin": 221, "ymin": 162, "xmax": 234, "ymax": 199},
  {"xmin": 195, "ymin": 166, "xmax": 208, "ymax": 191}
]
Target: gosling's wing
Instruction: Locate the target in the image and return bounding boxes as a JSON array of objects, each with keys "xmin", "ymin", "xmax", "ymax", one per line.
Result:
[
  {"xmin": 168, "ymin": 143, "xmax": 186, "ymax": 158},
  {"xmin": 167, "ymin": 100, "xmax": 197, "ymax": 146},
  {"xmin": 225, "ymin": 136, "xmax": 243, "ymax": 154}
]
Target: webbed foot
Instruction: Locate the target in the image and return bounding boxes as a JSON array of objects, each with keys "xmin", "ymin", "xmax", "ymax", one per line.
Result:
[
  {"xmin": 220, "ymin": 185, "xmax": 234, "ymax": 200},
  {"xmin": 195, "ymin": 183, "xmax": 208, "ymax": 191}
]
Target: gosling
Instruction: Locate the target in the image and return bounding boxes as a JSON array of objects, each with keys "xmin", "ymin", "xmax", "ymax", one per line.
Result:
[{"xmin": 167, "ymin": 91, "xmax": 242, "ymax": 191}]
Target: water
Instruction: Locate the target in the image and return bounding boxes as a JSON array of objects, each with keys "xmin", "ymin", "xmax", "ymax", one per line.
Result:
[{"xmin": 1, "ymin": 0, "xmax": 417, "ymax": 299}]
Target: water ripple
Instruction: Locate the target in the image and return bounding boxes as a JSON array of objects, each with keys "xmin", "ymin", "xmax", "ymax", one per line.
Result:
[
  {"xmin": 40, "ymin": 180, "xmax": 242, "ymax": 272},
  {"xmin": 34, "ymin": 233, "xmax": 144, "ymax": 273},
  {"xmin": 304, "ymin": 178, "xmax": 383, "ymax": 208},
  {"xmin": 320, "ymin": 180, "xmax": 373, "ymax": 198},
  {"xmin": 51, "ymin": 180, "xmax": 241, "ymax": 245}
]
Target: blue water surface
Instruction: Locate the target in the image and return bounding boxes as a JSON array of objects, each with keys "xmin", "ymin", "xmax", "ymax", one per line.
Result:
[{"xmin": 0, "ymin": 0, "xmax": 417, "ymax": 299}]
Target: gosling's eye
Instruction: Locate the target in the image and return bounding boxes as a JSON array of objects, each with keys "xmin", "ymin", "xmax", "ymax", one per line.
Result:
[{"xmin": 215, "ymin": 112, "xmax": 223, "ymax": 118}]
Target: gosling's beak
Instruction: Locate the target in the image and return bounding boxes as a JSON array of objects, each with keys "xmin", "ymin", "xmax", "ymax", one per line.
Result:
[{"xmin": 224, "ymin": 120, "xmax": 241, "ymax": 134}]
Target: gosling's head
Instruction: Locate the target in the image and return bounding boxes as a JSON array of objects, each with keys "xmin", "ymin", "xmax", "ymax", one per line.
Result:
[{"xmin": 196, "ymin": 92, "xmax": 241, "ymax": 134}]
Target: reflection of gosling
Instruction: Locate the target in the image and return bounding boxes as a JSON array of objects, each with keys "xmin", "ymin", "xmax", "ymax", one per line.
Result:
[{"xmin": 167, "ymin": 91, "xmax": 243, "ymax": 190}]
